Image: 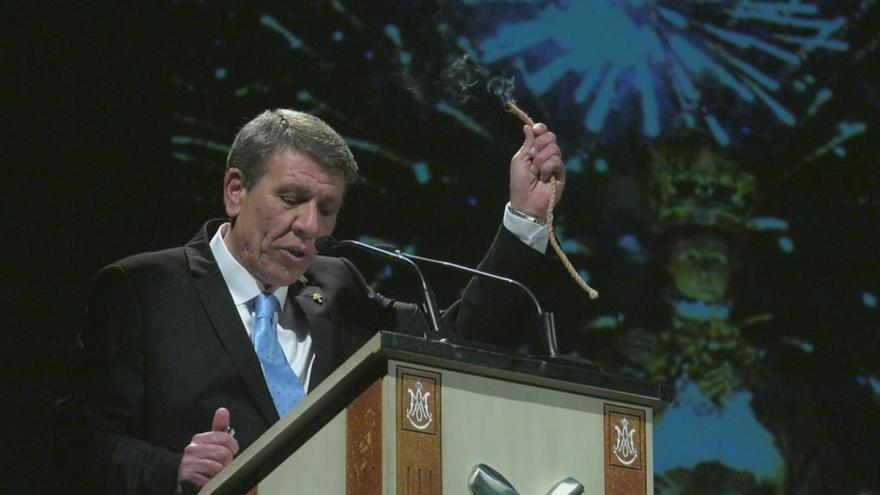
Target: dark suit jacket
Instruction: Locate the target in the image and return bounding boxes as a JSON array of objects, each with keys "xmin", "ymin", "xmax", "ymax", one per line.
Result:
[{"xmin": 76, "ymin": 219, "xmax": 563, "ymax": 494}]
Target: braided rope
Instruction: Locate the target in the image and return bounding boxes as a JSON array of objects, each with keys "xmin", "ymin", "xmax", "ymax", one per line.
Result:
[{"xmin": 505, "ymin": 101, "xmax": 599, "ymax": 300}]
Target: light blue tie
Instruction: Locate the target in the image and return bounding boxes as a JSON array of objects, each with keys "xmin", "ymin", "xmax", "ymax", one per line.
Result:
[{"xmin": 253, "ymin": 292, "xmax": 306, "ymax": 417}]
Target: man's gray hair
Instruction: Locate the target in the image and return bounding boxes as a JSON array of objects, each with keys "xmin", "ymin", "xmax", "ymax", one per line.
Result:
[{"xmin": 226, "ymin": 109, "xmax": 358, "ymax": 189}]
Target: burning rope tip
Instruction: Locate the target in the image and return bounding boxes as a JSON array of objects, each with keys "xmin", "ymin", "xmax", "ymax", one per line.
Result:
[{"xmin": 503, "ymin": 100, "xmax": 534, "ymax": 127}]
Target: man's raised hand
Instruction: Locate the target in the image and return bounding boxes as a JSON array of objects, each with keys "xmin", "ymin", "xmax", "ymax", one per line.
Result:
[{"xmin": 509, "ymin": 123, "xmax": 566, "ymax": 219}]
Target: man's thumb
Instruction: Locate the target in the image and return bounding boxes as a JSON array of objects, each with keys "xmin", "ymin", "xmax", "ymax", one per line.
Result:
[
  {"xmin": 522, "ymin": 124, "xmax": 535, "ymax": 148},
  {"xmin": 212, "ymin": 407, "xmax": 230, "ymax": 432}
]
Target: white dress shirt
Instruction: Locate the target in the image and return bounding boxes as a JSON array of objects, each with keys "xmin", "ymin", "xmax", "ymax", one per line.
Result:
[
  {"xmin": 502, "ymin": 202, "xmax": 549, "ymax": 253},
  {"xmin": 207, "ymin": 206, "xmax": 545, "ymax": 394},
  {"xmin": 210, "ymin": 224, "xmax": 316, "ymax": 390}
]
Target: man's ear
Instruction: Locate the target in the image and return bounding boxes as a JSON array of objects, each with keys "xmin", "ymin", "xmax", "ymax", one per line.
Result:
[{"xmin": 223, "ymin": 168, "xmax": 247, "ymax": 218}]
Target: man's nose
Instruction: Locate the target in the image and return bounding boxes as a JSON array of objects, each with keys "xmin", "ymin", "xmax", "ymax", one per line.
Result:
[{"xmin": 292, "ymin": 202, "xmax": 319, "ymax": 239}]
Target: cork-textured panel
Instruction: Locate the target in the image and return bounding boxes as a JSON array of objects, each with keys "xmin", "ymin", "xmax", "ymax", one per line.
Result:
[
  {"xmin": 604, "ymin": 404, "xmax": 647, "ymax": 495},
  {"xmin": 347, "ymin": 378, "xmax": 383, "ymax": 495},
  {"xmin": 397, "ymin": 367, "xmax": 442, "ymax": 495}
]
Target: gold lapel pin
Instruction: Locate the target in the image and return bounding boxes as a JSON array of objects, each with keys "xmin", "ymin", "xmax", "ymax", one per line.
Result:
[{"xmin": 312, "ymin": 291, "xmax": 324, "ymax": 305}]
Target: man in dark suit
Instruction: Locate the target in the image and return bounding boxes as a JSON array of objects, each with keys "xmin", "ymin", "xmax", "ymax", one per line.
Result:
[{"xmin": 76, "ymin": 109, "xmax": 566, "ymax": 494}]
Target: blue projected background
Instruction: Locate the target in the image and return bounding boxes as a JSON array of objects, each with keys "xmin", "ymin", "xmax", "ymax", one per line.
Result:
[{"xmin": 162, "ymin": 1, "xmax": 878, "ymax": 493}]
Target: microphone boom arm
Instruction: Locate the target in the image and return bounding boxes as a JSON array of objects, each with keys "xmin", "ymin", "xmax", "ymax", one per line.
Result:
[
  {"xmin": 398, "ymin": 251, "xmax": 544, "ymax": 314},
  {"xmin": 393, "ymin": 250, "xmax": 560, "ymax": 357},
  {"xmin": 335, "ymin": 240, "xmax": 444, "ymax": 337}
]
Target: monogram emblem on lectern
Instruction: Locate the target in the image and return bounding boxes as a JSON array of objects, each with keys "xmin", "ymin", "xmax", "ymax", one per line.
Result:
[
  {"xmin": 612, "ymin": 417, "xmax": 639, "ymax": 466},
  {"xmin": 405, "ymin": 380, "xmax": 433, "ymax": 430}
]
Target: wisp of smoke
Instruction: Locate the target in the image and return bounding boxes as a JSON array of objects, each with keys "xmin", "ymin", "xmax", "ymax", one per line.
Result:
[
  {"xmin": 441, "ymin": 53, "xmax": 488, "ymax": 104},
  {"xmin": 486, "ymin": 75, "xmax": 516, "ymax": 105}
]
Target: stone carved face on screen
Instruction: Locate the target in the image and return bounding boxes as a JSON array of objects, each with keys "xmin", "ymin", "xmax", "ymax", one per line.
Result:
[{"xmin": 667, "ymin": 233, "xmax": 732, "ymax": 303}]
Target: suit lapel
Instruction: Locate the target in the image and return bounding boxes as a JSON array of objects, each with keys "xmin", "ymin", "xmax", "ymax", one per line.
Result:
[
  {"xmin": 186, "ymin": 223, "xmax": 280, "ymax": 425},
  {"xmin": 293, "ymin": 280, "xmax": 336, "ymax": 392}
]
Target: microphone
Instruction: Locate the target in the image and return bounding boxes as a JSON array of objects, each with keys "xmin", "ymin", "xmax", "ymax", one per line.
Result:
[
  {"xmin": 316, "ymin": 237, "xmax": 444, "ymax": 338},
  {"xmin": 381, "ymin": 246, "xmax": 562, "ymax": 358}
]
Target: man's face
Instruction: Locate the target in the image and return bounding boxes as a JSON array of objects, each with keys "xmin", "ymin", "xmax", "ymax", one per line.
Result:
[{"xmin": 223, "ymin": 148, "xmax": 345, "ymax": 288}]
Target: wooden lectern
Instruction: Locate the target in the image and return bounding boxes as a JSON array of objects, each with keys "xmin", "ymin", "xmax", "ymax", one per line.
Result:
[{"xmin": 201, "ymin": 332, "xmax": 669, "ymax": 494}]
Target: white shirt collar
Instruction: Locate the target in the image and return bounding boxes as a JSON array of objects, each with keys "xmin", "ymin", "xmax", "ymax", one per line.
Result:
[{"xmin": 209, "ymin": 222, "xmax": 289, "ymax": 310}]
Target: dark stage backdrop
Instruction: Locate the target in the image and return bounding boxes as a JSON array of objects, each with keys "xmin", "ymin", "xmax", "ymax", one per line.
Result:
[{"xmin": 7, "ymin": 1, "xmax": 879, "ymax": 493}]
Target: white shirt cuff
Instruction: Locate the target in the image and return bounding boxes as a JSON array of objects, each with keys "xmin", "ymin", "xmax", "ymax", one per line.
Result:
[{"xmin": 502, "ymin": 202, "xmax": 549, "ymax": 254}]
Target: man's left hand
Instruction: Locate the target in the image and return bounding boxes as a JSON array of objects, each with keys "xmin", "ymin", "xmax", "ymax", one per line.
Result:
[{"xmin": 509, "ymin": 123, "xmax": 565, "ymax": 219}]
